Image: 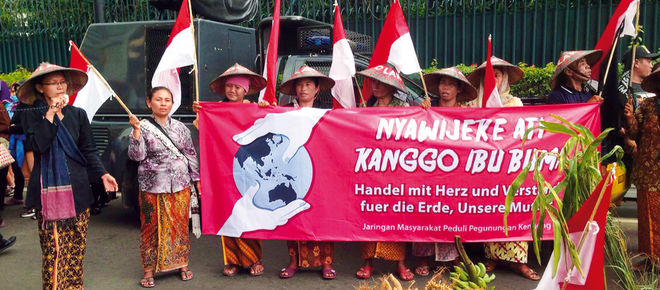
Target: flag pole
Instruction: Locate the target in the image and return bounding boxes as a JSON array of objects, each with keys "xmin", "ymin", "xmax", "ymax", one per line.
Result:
[
  {"xmin": 626, "ymin": 3, "xmax": 641, "ymax": 94},
  {"xmin": 188, "ymin": 0, "xmax": 200, "ymax": 105},
  {"xmin": 353, "ymin": 76, "xmax": 366, "ymax": 107},
  {"xmin": 598, "ymin": 31, "xmax": 621, "ymax": 94},
  {"xmin": 69, "ymin": 41, "xmax": 132, "ymax": 115}
]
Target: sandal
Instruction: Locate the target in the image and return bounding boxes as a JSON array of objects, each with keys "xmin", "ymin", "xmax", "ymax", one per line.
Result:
[
  {"xmin": 180, "ymin": 268, "xmax": 193, "ymax": 281},
  {"xmin": 279, "ymin": 266, "xmax": 297, "ymax": 279},
  {"xmin": 414, "ymin": 265, "xmax": 429, "ymax": 276},
  {"xmin": 139, "ymin": 277, "xmax": 155, "ymax": 288},
  {"xmin": 356, "ymin": 265, "xmax": 373, "ymax": 279},
  {"xmin": 322, "ymin": 267, "xmax": 336, "ymax": 280},
  {"xmin": 223, "ymin": 265, "xmax": 238, "ymax": 277},
  {"xmin": 398, "ymin": 267, "xmax": 414, "ymax": 281},
  {"xmin": 511, "ymin": 263, "xmax": 540, "ymax": 281},
  {"xmin": 249, "ymin": 261, "xmax": 264, "ymax": 276}
]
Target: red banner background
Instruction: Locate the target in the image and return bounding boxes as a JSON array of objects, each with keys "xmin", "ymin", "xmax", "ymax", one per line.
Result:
[{"xmin": 199, "ymin": 102, "xmax": 600, "ymax": 242}]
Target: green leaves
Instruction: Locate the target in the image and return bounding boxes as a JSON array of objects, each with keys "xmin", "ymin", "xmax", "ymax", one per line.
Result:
[{"xmin": 503, "ymin": 115, "xmax": 620, "ymax": 281}]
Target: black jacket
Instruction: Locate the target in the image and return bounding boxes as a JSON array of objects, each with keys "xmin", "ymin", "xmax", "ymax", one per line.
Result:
[{"xmin": 25, "ymin": 103, "xmax": 107, "ymax": 214}]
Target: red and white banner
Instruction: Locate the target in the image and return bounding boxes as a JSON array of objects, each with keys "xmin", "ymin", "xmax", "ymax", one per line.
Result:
[
  {"xmin": 482, "ymin": 36, "xmax": 502, "ymax": 108},
  {"xmin": 590, "ymin": 0, "xmax": 639, "ymax": 80},
  {"xmin": 258, "ymin": 0, "xmax": 281, "ymax": 105},
  {"xmin": 199, "ymin": 103, "xmax": 600, "ymax": 242}
]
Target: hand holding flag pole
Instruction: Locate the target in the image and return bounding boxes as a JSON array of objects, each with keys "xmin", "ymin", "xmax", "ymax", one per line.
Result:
[{"xmin": 69, "ymin": 41, "xmax": 132, "ymax": 115}]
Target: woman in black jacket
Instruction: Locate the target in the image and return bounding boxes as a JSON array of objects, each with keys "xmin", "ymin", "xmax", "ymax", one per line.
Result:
[{"xmin": 17, "ymin": 63, "xmax": 118, "ymax": 289}]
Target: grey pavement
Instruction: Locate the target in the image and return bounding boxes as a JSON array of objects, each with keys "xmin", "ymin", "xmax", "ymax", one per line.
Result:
[{"xmin": 0, "ymin": 192, "xmax": 638, "ymax": 290}]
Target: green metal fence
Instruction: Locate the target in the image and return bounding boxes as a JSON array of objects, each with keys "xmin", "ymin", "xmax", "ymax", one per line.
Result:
[{"xmin": 2, "ymin": 0, "xmax": 659, "ymax": 73}]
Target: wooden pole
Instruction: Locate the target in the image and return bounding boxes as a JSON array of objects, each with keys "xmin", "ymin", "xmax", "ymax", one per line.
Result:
[
  {"xmin": 353, "ymin": 76, "xmax": 366, "ymax": 107},
  {"xmin": 419, "ymin": 72, "xmax": 431, "ymax": 106},
  {"xmin": 598, "ymin": 34, "xmax": 620, "ymax": 93},
  {"xmin": 188, "ymin": 0, "xmax": 200, "ymax": 104},
  {"xmin": 627, "ymin": 3, "xmax": 641, "ymax": 93}
]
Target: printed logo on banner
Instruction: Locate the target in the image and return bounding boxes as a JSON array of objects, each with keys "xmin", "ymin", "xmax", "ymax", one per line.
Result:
[{"xmin": 218, "ymin": 108, "xmax": 328, "ymax": 237}]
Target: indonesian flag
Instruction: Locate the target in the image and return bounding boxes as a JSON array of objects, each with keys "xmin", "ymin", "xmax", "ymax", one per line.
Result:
[
  {"xmin": 69, "ymin": 41, "xmax": 113, "ymax": 123},
  {"xmin": 535, "ymin": 172, "xmax": 612, "ymax": 290},
  {"xmin": 482, "ymin": 36, "xmax": 502, "ymax": 108},
  {"xmin": 151, "ymin": 0, "xmax": 196, "ymax": 114},
  {"xmin": 361, "ymin": 0, "xmax": 421, "ymax": 103},
  {"xmin": 329, "ymin": 2, "xmax": 356, "ymax": 109},
  {"xmin": 590, "ymin": 0, "xmax": 639, "ymax": 80},
  {"xmin": 258, "ymin": 0, "xmax": 281, "ymax": 105}
]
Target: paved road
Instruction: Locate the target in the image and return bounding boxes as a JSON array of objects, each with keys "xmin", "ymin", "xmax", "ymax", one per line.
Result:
[{"xmin": 0, "ymin": 195, "xmax": 638, "ymax": 289}]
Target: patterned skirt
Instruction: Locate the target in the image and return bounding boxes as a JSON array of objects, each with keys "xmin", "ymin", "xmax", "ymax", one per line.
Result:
[
  {"xmin": 222, "ymin": 236, "xmax": 262, "ymax": 267},
  {"xmin": 361, "ymin": 242, "xmax": 406, "ymax": 261},
  {"xmin": 140, "ymin": 188, "xmax": 191, "ymax": 273},
  {"xmin": 484, "ymin": 242, "xmax": 528, "ymax": 263},
  {"xmin": 287, "ymin": 241, "xmax": 334, "ymax": 268},
  {"xmin": 638, "ymin": 190, "xmax": 660, "ymax": 261},
  {"xmin": 37, "ymin": 209, "xmax": 90, "ymax": 290},
  {"xmin": 412, "ymin": 242, "xmax": 459, "ymax": 262}
]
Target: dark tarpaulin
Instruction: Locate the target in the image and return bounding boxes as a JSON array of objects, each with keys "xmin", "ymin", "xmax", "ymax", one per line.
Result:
[{"xmin": 149, "ymin": 0, "xmax": 257, "ymax": 24}]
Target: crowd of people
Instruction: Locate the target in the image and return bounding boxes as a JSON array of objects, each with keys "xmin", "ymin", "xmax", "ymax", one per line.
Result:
[{"xmin": 0, "ymin": 43, "xmax": 658, "ymax": 289}]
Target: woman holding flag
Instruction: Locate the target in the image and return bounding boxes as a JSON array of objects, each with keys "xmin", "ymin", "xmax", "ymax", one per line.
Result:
[
  {"xmin": 355, "ymin": 63, "xmax": 414, "ymax": 281},
  {"xmin": 466, "ymin": 58, "xmax": 540, "ymax": 280},
  {"xmin": 128, "ymin": 87, "xmax": 200, "ymax": 287},
  {"xmin": 408, "ymin": 67, "xmax": 477, "ymax": 276},
  {"xmin": 276, "ymin": 65, "xmax": 338, "ymax": 279},
  {"xmin": 194, "ymin": 63, "xmax": 270, "ymax": 277},
  {"xmin": 17, "ymin": 63, "xmax": 118, "ymax": 289}
]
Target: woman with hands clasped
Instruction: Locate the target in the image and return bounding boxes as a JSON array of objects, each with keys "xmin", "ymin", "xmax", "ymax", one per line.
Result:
[
  {"xmin": 623, "ymin": 66, "xmax": 660, "ymax": 267},
  {"xmin": 128, "ymin": 87, "xmax": 200, "ymax": 288},
  {"xmin": 17, "ymin": 63, "xmax": 118, "ymax": 289}
]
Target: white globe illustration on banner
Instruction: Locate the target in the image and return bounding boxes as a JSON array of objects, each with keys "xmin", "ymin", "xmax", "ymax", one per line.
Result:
[{"xmin": 233, "ymin": 133, "xmax": 313, "ymax": 211}]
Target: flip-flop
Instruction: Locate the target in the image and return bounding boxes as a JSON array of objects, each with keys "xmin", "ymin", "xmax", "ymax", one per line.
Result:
[
  {"xmin": 139, "ymin": 277, "xmax": 155, "ymax": 288},
  {"xmin": 356, "ymin": 266, "xmax": 373, "ymax": 279},
  {"xmin": 249, "ymin": 261, "xmax": 264, "ymax": 276},
  {"xmin": 322, "ymin": 267, "xmax": 336, "ymax": 280},
  {"xmin": 279, "ymin": 266, "xmax": 297, "ymax": 279},
  {"xmin": 180, "ymin": 269, "xmax": 193, "ymax": 281},
  {"xmin": 414, "ymin": 265, "xmax": 430, "ymax": 276},
  {"xmin": 223, "ymin": 265, "xmax": 238, "ymax": 277},
  {"xmin": 398, "ymin": 267, "xmax": 414, "ymax": 281}
]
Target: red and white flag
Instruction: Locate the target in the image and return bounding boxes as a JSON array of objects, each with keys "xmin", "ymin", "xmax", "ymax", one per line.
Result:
[
  {"xmin": 535, "ymin": 171, "xmax": 612, "ymax": 290},
  {"xmin": 69, "ymin": 41, "xmax": 114, "ymax": 123},
  {"xmin": 482, "ymin": 36, "xmax": 502, "ymax": 108},
  {"xmin": 329, "ymin": 1, "xmax": 356, "ymax": 109},
  {"xmin": 590, "ymin": 0, "xmax": 639, "ymax": 80},
  {"xmin": 259, "ymin": 0, "xmax": 281, "ymax": 105},
  {"xmin": 361, "ymin": 0, "xmax": 421, "ymax": 102},
  {"xmin": 151, "ymin": 0, "xmax": 196, "ymax": 114}
]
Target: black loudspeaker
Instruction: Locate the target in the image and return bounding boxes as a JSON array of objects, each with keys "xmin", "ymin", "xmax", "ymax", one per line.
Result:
[{"xmin": 149, "ymin": 0, "xmax": 258, "ymax": 24}]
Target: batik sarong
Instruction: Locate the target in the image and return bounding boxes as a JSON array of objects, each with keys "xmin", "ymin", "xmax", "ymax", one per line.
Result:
[
  {"xmin": 361, "ymin": 242, "xmax": 406, "ymax": 261},
  {"xmin": 484, "ymin": 242, "xmax": 528, "ymax": 263},
  {"xmin": 412, "ymin": 242, "xmax": 459, "ymax": 262},
  {"xmin": 638, "ymin": 190, "xmax": 660, "ymax": 261},
  {"xmin": 140, "ymin": 188, "xmax": 190, "ymax": 273},
  {"xmin": 37, "ymin": 209, "xmax": 90, "ymax": 290},
  {"xmin": 221, "ymin": 237, "xmax": 262, "ymax": 267},
  {"xmin": 287, "ymin": 241, "xmax": 334, "ymax": 268}
]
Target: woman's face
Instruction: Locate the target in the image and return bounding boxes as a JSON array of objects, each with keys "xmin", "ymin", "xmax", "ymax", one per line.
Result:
[
  {"xmin": 225, "ymin": 83, "xmax": 247, "ymax": 103},
  {"xmin": 494, "ymin": 68, "xmax": 504, "ymax": 91},
  {"xmin": 295, "ymin": 78, "xmax": 319, "ymax": 104},
  {"xmin": 36, "ymin": 72, "xmax": 68, "ymax": 101},
  {"xmin": 372, "ymin": 80, "xmax": 396, "ymax": 99},
  {"xmin": 437, "ymin": 76, "xmax": 461, "ymax": 104},
  {"xmin": 146, "ymin": 89, "xmax": 174, "ymax": 118}
]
